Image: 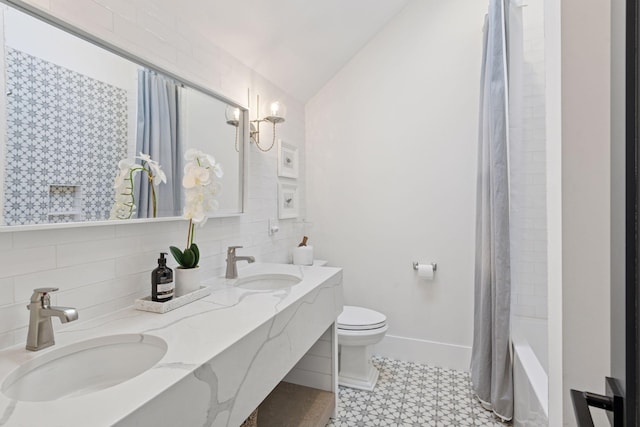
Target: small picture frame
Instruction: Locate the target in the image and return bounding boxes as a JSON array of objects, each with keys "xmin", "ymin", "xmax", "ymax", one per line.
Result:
[
  {"xmin": 278, "ymin": 183, "xmax": 299, "ymax": 219},
  {"xmin": 277, "ymin": 140, "xmax": 299, "ymax": 179}
]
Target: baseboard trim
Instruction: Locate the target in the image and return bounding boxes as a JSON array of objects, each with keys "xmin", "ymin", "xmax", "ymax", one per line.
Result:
[{"xmin": 373, "ymin": 334, "xmax": 471, "ymax": 371}]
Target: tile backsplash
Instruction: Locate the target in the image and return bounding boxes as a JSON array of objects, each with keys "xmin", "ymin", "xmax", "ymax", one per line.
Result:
[{"xmin": 0, "ymin": 0, "xmax": 306, "ymax": 350}]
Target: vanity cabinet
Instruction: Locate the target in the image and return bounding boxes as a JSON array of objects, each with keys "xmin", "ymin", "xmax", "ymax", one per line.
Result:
[
  {"xmin": 118, "ymin": 267, "xmax": 342, "ymax": 426},
  {"xmin": 0, "ymin": 264, "xmax": 342, "ymax": 427}
]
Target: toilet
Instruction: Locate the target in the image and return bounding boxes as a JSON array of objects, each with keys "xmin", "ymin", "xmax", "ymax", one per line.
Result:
[{"xmin": 337, "ymin": 305, "xmax": 388, "ymax": 391}]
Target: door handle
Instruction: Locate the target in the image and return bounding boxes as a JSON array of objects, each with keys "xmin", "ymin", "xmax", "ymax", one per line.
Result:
[
  {"xmin": 570, "ymin": 377, "xmax": 624, "ymax": 427},
  {"xmin": 571, "ymin": 389, "xmax": 595, "ymax": 427}
]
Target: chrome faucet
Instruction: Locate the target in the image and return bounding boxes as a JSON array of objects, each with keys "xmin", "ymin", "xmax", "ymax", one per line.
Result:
[
  {"xmin": 225, "ymin": 246, "xmax": 255, "ymax": 279},
  {"xmin": 26, "ymin": 288, "xmax": 78, "ymax": 351}
]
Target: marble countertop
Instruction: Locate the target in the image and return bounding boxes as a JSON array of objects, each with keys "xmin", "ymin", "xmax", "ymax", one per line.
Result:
[{"xmin": 0, "ymin": 263, "xmax": 342, "ymax": 426}]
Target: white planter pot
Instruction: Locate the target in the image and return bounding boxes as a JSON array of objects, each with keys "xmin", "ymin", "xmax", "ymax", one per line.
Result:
[{"xmin": 175, "ymin": 266, "xmax": 200, "ymax": 297}]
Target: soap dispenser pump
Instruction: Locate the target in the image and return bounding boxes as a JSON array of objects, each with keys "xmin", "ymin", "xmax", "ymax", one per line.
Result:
[{"xmin": 152, "ymin": 253, "xmax": 174, "ymax": 302}]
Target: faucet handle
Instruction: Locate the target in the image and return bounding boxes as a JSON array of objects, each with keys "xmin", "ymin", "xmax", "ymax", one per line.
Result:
[
  {"xmin": 30, "ymin": 287, "xmax": 59, "ymax": 303},
  {"xmin": 227, "ymin": 246, "xmax": 243, "ymax": 253},
  {"xmin": 27, "ymin": 288, "xmax": 58, "ymax": 308},
  {"xmin": 33, "ymin": 287, "xmax": 59, "ymax": 293}
]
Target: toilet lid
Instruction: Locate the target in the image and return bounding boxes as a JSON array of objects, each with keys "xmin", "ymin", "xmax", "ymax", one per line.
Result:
[{"xmin": 338, "ymin": 306, "xmax": 387, "ymax": 331}]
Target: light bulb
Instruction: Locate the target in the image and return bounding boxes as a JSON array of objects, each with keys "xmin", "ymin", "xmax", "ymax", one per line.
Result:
[
  {"xmin": 225, "ymin": 105, "xmax": 240, "ymax": 127},
  {"xmin": 265, "ymin": 100, "xmax": 286, "ymax": 124},
  {"xmin": 270, "ymin": 102, "xmax": 280, "ymax": 116}
]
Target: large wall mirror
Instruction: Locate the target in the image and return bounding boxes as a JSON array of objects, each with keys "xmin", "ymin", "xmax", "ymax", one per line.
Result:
[{"xmin": 0, "ymin": 3, "xmax": 246, "ymax": 229}]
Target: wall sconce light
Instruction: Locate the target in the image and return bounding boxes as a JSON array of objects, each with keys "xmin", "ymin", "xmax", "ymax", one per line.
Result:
[
  {"xmin": 225, "ymin": 105, "xmax": 241, "ymax": 152},
  {"xmin": 249, "ymin": 94, "xmax": 286, "ymax": 152}
]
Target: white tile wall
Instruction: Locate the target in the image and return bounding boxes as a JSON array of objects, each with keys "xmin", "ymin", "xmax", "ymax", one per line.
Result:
[
  {"xmin": 510, "ymin": 2, "xmax": 548, "ymax": 320},
  {"xmin": 0, "ymin": 0, "xmax": 306, "ymax": 350}
]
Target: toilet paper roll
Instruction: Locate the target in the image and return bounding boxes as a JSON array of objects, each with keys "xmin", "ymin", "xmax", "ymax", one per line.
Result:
[
  {"xmin": 293, "ymin": 246, "xmax": 314, "ymax": 266},
  {"xmin": 417, "ymin": 264, "xmax": 434, "ymax": 280}
]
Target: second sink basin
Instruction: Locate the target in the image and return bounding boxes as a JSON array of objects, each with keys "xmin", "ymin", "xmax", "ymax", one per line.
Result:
[
  {"xmin": 2, "ymin": 334, "xmax": 167, "ymax": 402},
  {"xmin": 235, "ymin": 273, "xmax": 302, "ymax": 290}
]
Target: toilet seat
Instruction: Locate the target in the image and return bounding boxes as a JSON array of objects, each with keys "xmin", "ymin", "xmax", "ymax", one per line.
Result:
[{"xmin": 338, "ymin": 306, "xmax": 387, "ymax": 331}]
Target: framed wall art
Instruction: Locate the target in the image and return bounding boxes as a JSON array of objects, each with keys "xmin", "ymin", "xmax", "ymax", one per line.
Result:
[
  {"xmin": 277, "ymin": 140, "xmax": 299, "ymax": 179},
  {"xmin": 278, "ymin": 183, "xmax": 299, "ymax": 219}
]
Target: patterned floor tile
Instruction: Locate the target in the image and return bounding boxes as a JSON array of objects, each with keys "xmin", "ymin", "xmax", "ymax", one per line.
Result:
[{"xmin": 327, "ymin": 357, "xmax": 511, "ymax": 427}]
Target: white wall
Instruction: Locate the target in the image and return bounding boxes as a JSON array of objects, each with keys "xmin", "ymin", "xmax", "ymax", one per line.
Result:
[
  {"xmin": 0, "ymin": 0, "xmax": 306, "ymax": 350},
  {"xmin": 305, "ymin": 0, "xmax": 486, "ymax": 370},
  {"xmin": 544, "ymin": 0, "xmax": 564, "ymax": 422},
  {"xmin": 5, "ymin": 7, "xmax": 137, "ymax": 94},
  {"xmin": 547, "ymin": 0, "xmax": 612, "ymax": 425}
]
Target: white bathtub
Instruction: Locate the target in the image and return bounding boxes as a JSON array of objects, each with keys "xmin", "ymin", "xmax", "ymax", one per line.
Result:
[{"xmin": 512, "ymin": 316, "xmax": 548, "ymax": 426}]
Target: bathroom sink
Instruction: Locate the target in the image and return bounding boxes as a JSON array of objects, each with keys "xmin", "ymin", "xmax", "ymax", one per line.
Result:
[
  {"xmin": 2, "ymin": 334, "xmax": 167, "ymax": 402},
  {"xmin": 235, "ymin": 273, "xmax": 302, "ymax": 290}
]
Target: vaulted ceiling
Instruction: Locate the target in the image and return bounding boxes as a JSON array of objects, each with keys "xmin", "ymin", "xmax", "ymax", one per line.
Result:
[{"xmin": 182, "ymin": 0, "xmax": 412, "ymax": 102}]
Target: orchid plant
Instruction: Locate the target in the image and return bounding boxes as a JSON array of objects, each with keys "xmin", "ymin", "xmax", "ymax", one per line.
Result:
[
  {"xmin": 170, "ymin": 149, "xmax": 223, "ymax": 269},
  {"xmin": 109, "ymin": 153, "xmax": 167, "ymax": 220}
]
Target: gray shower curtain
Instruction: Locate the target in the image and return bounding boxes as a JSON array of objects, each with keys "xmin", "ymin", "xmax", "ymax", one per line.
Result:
[
  {"xmin": 470, "ymin": 0, "xmax": 513, "ymax": 421},
  {"xmin": 135, "ymin": 69, "xmax": 183, "ymax": 218}
]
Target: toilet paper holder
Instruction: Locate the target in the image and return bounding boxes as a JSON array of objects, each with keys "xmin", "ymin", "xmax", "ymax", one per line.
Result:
[{"xmin": 412, "ymin": 262, "xmax": 437, "ymax": 271}]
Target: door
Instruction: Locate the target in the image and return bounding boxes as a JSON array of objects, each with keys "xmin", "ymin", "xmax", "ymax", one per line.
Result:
[{"xmin": 570, "ymin": 0, "xmax": 639, "ymax": 425}]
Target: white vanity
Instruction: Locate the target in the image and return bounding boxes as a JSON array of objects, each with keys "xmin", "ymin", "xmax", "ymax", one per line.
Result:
[{"xmin": 0, "ymin": 263, "xmax": 343, "ymax": 426}]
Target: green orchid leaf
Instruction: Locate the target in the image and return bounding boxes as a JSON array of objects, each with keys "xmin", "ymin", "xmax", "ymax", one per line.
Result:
[
  {"xmin": 182, "ymin": 248, "xmax": 196, "ymax": 268},
  {"xmin": 191, "ymin": 243, "xmax": 200, "ymax": 267},
  {"xmin": 169, "ymin": 246, "xmax": 184, "ymax": 266}
]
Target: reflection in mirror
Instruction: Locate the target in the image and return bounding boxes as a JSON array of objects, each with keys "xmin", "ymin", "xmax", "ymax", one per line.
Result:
[
  {"xmin": 181, "ymin": 87, "xmax": 242, "ymax": 216},
  {"xmin": 0, "ymin": 5, "xmax": 244, "ymax": 227}
]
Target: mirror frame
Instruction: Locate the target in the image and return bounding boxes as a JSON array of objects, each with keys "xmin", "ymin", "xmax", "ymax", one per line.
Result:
[{"xmin": 0, "ymin": 0, "xmax": 249, "ymax": 232}]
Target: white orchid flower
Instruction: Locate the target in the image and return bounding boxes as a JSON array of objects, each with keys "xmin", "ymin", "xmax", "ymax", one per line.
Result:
[
  {"xmin": 115, "ymin": 192, "xmax": 132, "ymax": 203},
  {"xmin": 147, "ymin": 160, "xmax": 167, "ymax": 186},
  {"xmin": 212, "ymin": 163, "xmax": 223, "ymax": 178},
  {"xmin": 184, "ymin": 193, "xmax": 203, "ymax": 209},
  {"xmin": 205, "ymin": 154, "xmax": 216, "ymax": 166},
  {"xmin": 118, "ymin": 158, "xmax": 135, "ymax": 170},
  {"xmin": 136, "ymin": 152, "xmax": 152, "ymax": 163},
  {"xmin": 204, "ymin": 198, "xmax": 219, "ymax": 212},
  {"xmin": 111, "ymin": 154, "xmax": 166, "ymax": 220},
  {"xmin": 183, "ymin": 164, "xmax": 211, "ymax": 188},
  {"xmin": 176, "ymin": 149, "xmax": 222, "ymax": 247},
  {"xmin": 156, "ymin": 169, "xmax": 167, "ymax": 185},
  {"xmin": 183, "ymin": 200, "xmax": 206, "ymax": 222},
  {"xmin": 184, "ymin": 148, "xmax": 200, "ymax": 162},
  {"xmin": 109, "ymin": 200, "xmax": 136, "ymax": 220},
  {"xmin": 205, "ymin": 181, "xmax": 221, "ymax": 197},
  {"xmin": 113, "ymin": 171, "xmax": 127, "ymax": 188}
]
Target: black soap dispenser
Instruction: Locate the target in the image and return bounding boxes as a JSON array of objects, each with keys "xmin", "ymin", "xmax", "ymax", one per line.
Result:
[{"xmin": 152, "ymin": 253, "xmax": 174, "ymax": 302}]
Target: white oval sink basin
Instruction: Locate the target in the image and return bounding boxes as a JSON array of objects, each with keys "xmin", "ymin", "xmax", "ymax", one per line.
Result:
[
  {"xmin": 235, "ymin": 273, "xmax": 301, "ymax": 290},
  {"xmin": 2, "ymin": 334, "xmax": 167, "ymax": 402}
]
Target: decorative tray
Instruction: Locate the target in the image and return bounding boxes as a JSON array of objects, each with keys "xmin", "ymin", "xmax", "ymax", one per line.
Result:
[{"xmin": 134, "ymin": 286, "xmax": 211, "ymax": 314}]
